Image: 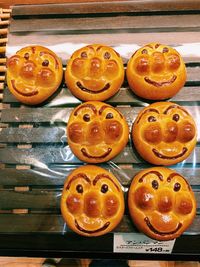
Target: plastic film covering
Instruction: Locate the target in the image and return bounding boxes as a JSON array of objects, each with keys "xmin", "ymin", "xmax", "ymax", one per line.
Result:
[{"xmin": 1, "ymin": 8, "xmax": 200, "ymax": 239}]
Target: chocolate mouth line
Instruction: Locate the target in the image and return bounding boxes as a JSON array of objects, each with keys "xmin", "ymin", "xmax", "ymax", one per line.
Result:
[
  {"xmin": 145, "ymin": 217, "xmax": 182, "ymax": 236},
  {"xmin": 152, "ymin": 147, "xmax": 187, "ymax": 160},
  {"xmin": 76, "ymin": 81, "xmax": 110, "ymax": 93},
  {"xmin": 81, "ymin": 147, "xmax": 112, "ymax": 159},
  {"xmin": 144, "ymin": 74, "xmax": 177, "ymax": 87},
  {"xmin": 11, "ymin": 79, "xmax": 38, "ymax": 97},
  {"xmin": 75, "ymin": 219, "xmax": 110, "ymax": 234}
]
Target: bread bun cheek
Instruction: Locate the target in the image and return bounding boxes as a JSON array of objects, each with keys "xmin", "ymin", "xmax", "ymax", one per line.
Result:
[{"xmin": 127, "ymin": 49, "xmax": 186, "ymax": 100}]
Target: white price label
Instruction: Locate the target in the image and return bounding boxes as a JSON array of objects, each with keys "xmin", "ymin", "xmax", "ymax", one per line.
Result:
[{"xmin": 114, "ymin": 233, "xmax": 175, "ymax": 254}]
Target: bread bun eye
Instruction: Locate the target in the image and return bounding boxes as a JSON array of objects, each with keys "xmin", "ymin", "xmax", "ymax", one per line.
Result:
[
  {"xmin": 104, "ymin": 52, "xmax": 111, "ymax": 59},
  {"xmin": 178, "ymin": 121, "xmax": 195, "ymax": 142},
  {"xmin": 42, "ymin": 59, "xmax": 49, "ymax": 67},
  {"xmin": 101, "ymin": 184, "xmax": 108, "ymax": 193},
  {"xmin": 76, "ymin": 184, "xmax": 83, "ymax": 193},
  {"xmin": 144, "ymin": 123, "xmax": 162, "ymax": 144},
  {"xmin": 167, "ymin": 54, "xmax": 180, "ymax": 70},
  {"xmin": 68, "ymin": 123, "xmax": 85, "ymax": 143},
  {"xmin": 83, "ymin": 114, "xmax": 90, "ymax": 122},
  {"xmin": 135, "ymin": 56, "xmax": 150, "ymax": 74},
  {"xmin": 80, "ymin": 51, "xmax": 87, "ymax": 58}
]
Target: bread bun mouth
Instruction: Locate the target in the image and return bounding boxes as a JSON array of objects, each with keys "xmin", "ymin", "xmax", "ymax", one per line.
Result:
[{"xmin": 76, "ymin": 81, "xmax": 110, "ymax": 93}]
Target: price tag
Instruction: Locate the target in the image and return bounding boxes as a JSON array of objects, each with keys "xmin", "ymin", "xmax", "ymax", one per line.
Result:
[{"xmin": 114, "ymin": 233, "xmax": 175, "ymax": 254}]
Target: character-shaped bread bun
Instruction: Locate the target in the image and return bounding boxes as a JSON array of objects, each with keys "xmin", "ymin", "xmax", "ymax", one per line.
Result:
[
  {"xmin": 132, "ymin": 102, "xmax": 197, "ymax": 165},
  {"xmin": 61, "ymin": 165, "xmax": 125, "ymax": 236},
  {"xmin": 6, "ymin": 46, "xmax": 63, "ymax": 105},
  {"xmin": 126, "ymin": 43, "xmax": 186, "ymax": 100},
  {"xmin": 128, "ymin": 167, "xmax": 196, "ymax": 240},
  {"xmin": 65, "ymin": 44, "xmax": 124, "ymax": 101},
  {"xmin": 67, "ymin": 101, "xmax": 129, "ymax": 163}
]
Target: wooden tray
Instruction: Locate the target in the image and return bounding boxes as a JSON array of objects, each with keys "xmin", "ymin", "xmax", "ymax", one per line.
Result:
[{"xmin": 0, "ymin": 1, "xmax": 200, "ymax": 260}]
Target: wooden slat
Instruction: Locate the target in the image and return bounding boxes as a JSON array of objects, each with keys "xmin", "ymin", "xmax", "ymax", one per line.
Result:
[
  {"xmin": 0, "ymin": 144, "xmax": 199, "ymax": 165},
  {"xmin": 9, "ymin": 14, "xmax": 200, "ymax": 33},
  {"xmin": 0, "ymin": 189, "xmax": 199, "ymax": 210},
  {"xmin": 0, "ymin": 127, "xmax": 66, "ymax": 143},
  {"xmin": 10, "ymin": 1, "xmax": 200, "ymax": 17},
  {"xmin": 3, "ymin": 84, "xmax": 200, "ymax": 105},
  {"xmin": 0, "ymin": 214, "xmax": 199, "ymax": 234},
  {"xmin": 0, "ymin": 166, "xmax": 200, "ymax": 186},
  {"xmin": 0, "ymin": 189, "xmax": 60, "ymax": 210}
]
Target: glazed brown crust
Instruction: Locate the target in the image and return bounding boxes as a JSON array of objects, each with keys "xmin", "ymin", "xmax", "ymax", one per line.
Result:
[
  {"xmin": 67, "ymin": 101, "xmax": 129, "ymax": 163},
  {"xmin": 65, "ymin": 44, "xmax": 124, "ymax": 101},
  {"xmin": 6, "ymin": 45, "xmax": 63, "ymax": 105},
  {"xmin": 126, "ymin": 42, "xmax": 186, "ymax": 100},
  {"xmin": 61, "ymin": 165, "xmax": 125, "ymax": 237},
  {"xmin": 132, "ymin": 102, "xmax": 197, "ymax": 166},
  {"xmin": 128, "ymin": 167, "xmax": 196, "ymax": 241}
]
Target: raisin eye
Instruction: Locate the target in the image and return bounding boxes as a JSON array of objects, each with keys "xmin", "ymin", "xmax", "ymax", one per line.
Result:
[
  {"xmin": 24, "ymin": 53, "xmax": 29, "ymax": 60},
  {"xmin": 173, "ymin": 114, "xmax": 180, "ymax": 122},
  {"xmin": 141, "ymin": 49, "xmax": 148, "ymax": 54},
  {"xmin": 152, "ymin": 180, "xmax": 159, "ymax": 189},
  {"xmin": 76, "ymin": 184, "xmax": 83, "ymax": 193},
  {"xmin": 81, "ymin": 51, "xmax": 87, "ymax": 58},
  {"xmin": 162, "ymin": 47, "xmax": 169, "ymax": 53},
  {"xmin": 104, "ymin": 52, "xmax": 111, "ymax": 59},
  {"xmin": 42, "ymin": 59, "xmax": 49, "ymax": 67},
  {"xmin": 106, "ymin": 113, "xmax": 113, "ymax": 119},
  {"xmin": 101, "ymin": 184, "xmax": 108, "ymax": 193},
  {"xmin": 174, "ymin": 183, "xmax": 181, "ymax": 192},
  {"xmin": 148, "ymin": 116, "xmax": 156, "ymax": 122},
  {"xmin": 83, "ymin": 114, "xmax": 90, "ymax": 122}
]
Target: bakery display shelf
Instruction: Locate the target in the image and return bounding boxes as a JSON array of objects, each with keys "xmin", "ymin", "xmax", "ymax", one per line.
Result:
[{"xmin": 1, "ymin": 0, "xmax": 200, "ymax": 260}]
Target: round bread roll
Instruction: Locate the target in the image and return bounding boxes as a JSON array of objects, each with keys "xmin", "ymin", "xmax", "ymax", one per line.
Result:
[
  {"xmin": 132, "ymin": 102, "xmax": 197, "ymax": 165},
  {"xmin": 128, "ymin": 167, "xmax": 196, "ymax": 241},
  {"xmin": 126, "ymin": 43, "xmax": 186, "ymax": 100},
  {"xmin": 67, "ymin": 101, "xmax": 129, "ymax": 163},
  {"xmin": 6, "ymin": 45, "xmax": 63, "ymax": 105},
  {"xmin": 65, "ymin": 44, "xmax": 124, "ymax": 101},
  {"xmin": 61, "ymin": 165, "xmax": 125, "ymax": 237}
]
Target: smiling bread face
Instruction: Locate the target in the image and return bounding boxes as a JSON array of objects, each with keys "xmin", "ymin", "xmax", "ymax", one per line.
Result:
[
  {"xmin": 126, "ymin": 43, "xmax": 186, "ymax": 100},
  {"xmin": 132, "ymin": 102, "xmax": 197, "ymax": 165},
  {"xmin": 65, "ymin": 44, "xmax": 124, "ymax": 101},
  {"xmin": 128, "ymin": 167, "xmax": 196, "ymax": 241},
  {"xmin": 61, "ymin": 165, "xmax": 125, "ymax": 237},
  {"xmin": 6, "ymin": 46, "xmax": 63, "ymax": 105},
  {"xmin": 67, "ymin": 101, "xmax": 129, "ymax": 163}
]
